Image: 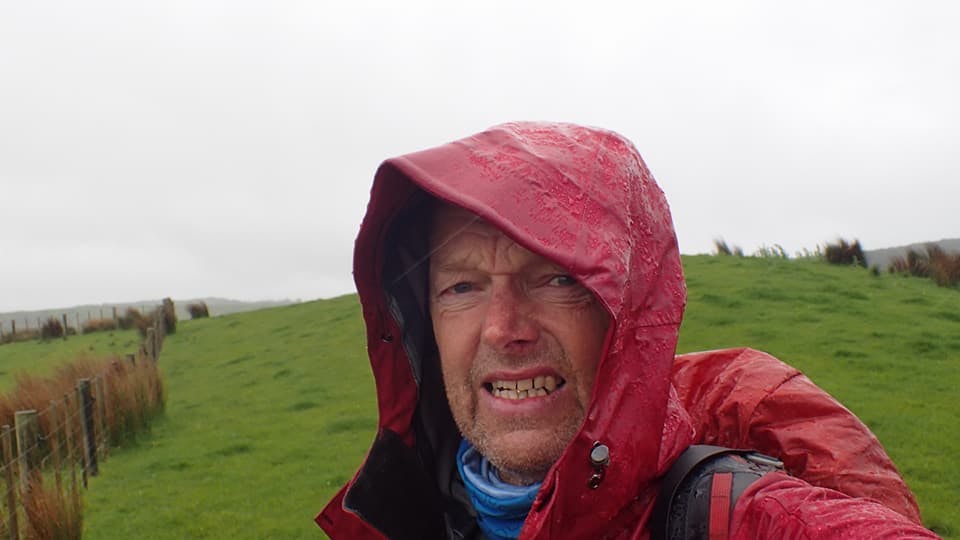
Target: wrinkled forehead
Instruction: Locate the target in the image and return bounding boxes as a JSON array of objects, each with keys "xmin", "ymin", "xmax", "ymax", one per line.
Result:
[
  {"xmin": 427, "ymin": 201, "xmax": 576, "ymax": 286},
  {"xmin": 429, "ymin": 203, "xmax": 500, "ymax": 247}
]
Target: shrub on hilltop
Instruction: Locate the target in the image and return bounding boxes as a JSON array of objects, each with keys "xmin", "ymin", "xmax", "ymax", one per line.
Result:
[
  {"xmin": 187, "ymin": 302, "xmax": 210, "ymax": 319},
  {"xmin": 161, "ymin": 298, "xmax": 177, "ymax": 334},
  {"xmin": 40, "ymin": 317, "xmax": 64, "ymax": 340},
  {"xmin": 714, "ymin": 239, "xmax": 744, "ymax": 257},
  {"xmin": 825, "ymin": 239, "xmax": 867, "ymax": 267}
]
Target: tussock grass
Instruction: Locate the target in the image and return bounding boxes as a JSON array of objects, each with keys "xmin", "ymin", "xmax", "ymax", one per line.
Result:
[
  {"xmin": 117, "ymin": 308, "xmax": 150, "ymax": 334},
  {"xmin": 40, "ymin": 317, "xmax": 65, "ymax": 340},
  {"xmin": 0, "ymin": 356, "xmax": 164, "ymax": 449},
  {"xmin": 0, "ymin": 324, "xmax": 164, "ymax": 539},
  {"xmin": 825, "ymin": 238, "xmax": 867, "ymax": 267},
  {"xmin": 81, "ymin": 318, "xmax": 118, "ymax": 334},
  {"xmin": 187, "ymin": 302, "xmax": 210, "ymax": 319},
  {"xmin": 21, "ymin": 472, "xmax": 83, "ymax": 540},
  {"xmin": 161, "ymin": 298, "xmax": 177, "ymax": 335},
  {"xmin": 713, "ymin": 238, "xmax": 743, "ymax": 257},
  {"xmin": 1, "ymin": 328, "xmax": 40, "ymax": 345},
  {"xmin": 890, "ymin": 245, "xmax": 960, "ymax": 288}
]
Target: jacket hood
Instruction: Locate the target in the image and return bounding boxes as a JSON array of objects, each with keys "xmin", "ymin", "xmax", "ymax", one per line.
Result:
[{"xmin": 346, "ymin": 122, "xmax": 693, "ymax": 537}]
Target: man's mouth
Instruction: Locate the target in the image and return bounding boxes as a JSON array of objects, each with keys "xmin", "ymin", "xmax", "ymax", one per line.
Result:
[{"xmin": 484, "ymin": 375, "xmax": 565, "ymax": 400}]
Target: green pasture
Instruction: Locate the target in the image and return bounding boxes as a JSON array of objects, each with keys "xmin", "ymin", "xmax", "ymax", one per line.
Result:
[
  {"xmin": 0, "ymin": 329, "xmax": 141, "ymax": 392},
  {"xmin": 79, "ymin": 296, "xmax": 373, "ymax": 539},
  {"xmin": 2, "ymin": 256, "xmax": 956, "ymax": 538}
]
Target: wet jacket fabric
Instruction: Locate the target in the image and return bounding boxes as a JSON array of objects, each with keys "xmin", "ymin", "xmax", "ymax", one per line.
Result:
[
  {"xmin": 672, "ymin": 347, "xmax": 923, "ymax": 524},
  {"xmin": 317, "ymin": 122, "xmax": 937, "ymax": 539}
]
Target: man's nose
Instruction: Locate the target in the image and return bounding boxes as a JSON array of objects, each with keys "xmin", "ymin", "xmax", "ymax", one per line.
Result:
[{"xmin": 481, "ymin": 281, "xmax": 539, "ymax": 353}]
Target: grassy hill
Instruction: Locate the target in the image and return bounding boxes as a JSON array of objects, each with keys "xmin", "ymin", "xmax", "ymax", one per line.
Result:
[{"xmin": 6, "ymin": 257, "xmax": 950, "ymax": 538}]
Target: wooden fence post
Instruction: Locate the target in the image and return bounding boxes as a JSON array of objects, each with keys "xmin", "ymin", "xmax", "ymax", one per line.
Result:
[
  {"xmin": 62, "ymin": 313, "xmax": 69, "ymax": 340},
  {"xmin": 1, "ymin": 425, "xmax": 19, "ymax": 540},
  {"xmin": 62, "ymin": 393, "xmax": 77, "ymax": 494},
  {"xmin": 49, "ymin": 402, "xmax": 63, "ymax": 493},
  {"xmin": 93, "ymin": 376, "xmax": 109, "ymax": 459},
  {"xmin": 14, "ymin": 410, "xmax": 40, "ymax": 493},
  {"xmin": 10, "ymin": 320, "xmax": 15, "ymax": 337},
  {"xmin": 154, "ymin": 321, "xmax": 161, "ymax": 358},
  {"xmin": 145, "ymin": 328, "xmax": 156, "ymax": 362},
  {"xmin": 76, "ymin": 379, "xmax": 98, "ymax": 483}
]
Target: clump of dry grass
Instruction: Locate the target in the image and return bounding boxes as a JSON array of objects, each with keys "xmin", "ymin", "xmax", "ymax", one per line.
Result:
[
  {"xmin": 0, "ymin": 354, "xmax": 164, "ymax": 538},
  {"xmin": 40, "ymin": 318, "xmax": 65, "ymax": 340},
  {"xmin": 21, "ymin": 472, "xmax": 82, "ymax": 540},
  {"xmin": 1, "ymin": 328, "xmax": 40, "ymax": 345},
  {"xmin": 0, "ymin": 356, "xmax": 165, "ymax": 450},
  {"xmin": 117, "ymin": 308, "xmax": 146, "ymax": 332},
  {"xmin": 161, "ymin": 298, "xmax": 177, "ymax": 335},
  {"xmin": 187, "ymin": 302, "xmax": 210, "ymax": 319},
  {"xmin": 101, "ymin": 359, "xmax": 165, "ymax": 446},
  {"xmin": 889, "ymin": 245, "xmax": 960, "ymax": 288},
  {"xmin": 714, "ymin": 239, "xmax": 744, "ymax": 257},
  {"xmin": 824, "ymin": 238, "xmax": 867, "ymax": 267},
  {"xmin": 80, "ymin": 318, "xmax": 117, "ymax": 334}
]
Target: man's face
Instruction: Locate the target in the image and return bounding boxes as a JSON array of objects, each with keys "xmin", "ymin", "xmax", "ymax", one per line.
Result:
[{"xmin": 428, "ymin": 205, "xmax": 610, "ymax": 485}]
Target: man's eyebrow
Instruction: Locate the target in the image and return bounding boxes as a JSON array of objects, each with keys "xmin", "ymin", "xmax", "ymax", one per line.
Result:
[{"xmin": 431, "ymin": 259, "xmax": 478, "ymax": 274}]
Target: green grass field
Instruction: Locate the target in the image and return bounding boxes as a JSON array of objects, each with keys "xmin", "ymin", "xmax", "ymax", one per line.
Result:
[
  {"xmin": 0, "ymin": 329, "xmax": 141, "ymax": 392},
  {"xmin": 1, "ymin": 256, "xmax": 956, "ymax": 538}
]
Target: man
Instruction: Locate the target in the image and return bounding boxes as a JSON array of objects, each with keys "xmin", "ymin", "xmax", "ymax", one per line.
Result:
[{"xmin": 317, "ymin": 122, "xmax": 937, "ymax": 538}]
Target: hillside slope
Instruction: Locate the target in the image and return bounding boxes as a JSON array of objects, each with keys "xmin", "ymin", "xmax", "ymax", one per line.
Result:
[
  {"xmin": 80, "ymin": 258, "xmax": 957, "ymax": 538},
  {"xmin": 679, "ymin": 255, "xmax": 957, "ymax": 537}
]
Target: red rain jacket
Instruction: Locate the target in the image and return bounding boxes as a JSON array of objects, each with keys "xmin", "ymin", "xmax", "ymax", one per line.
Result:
[{"xmin": 317, "ymin": 122, "xmax": 937, "ymax": 539}]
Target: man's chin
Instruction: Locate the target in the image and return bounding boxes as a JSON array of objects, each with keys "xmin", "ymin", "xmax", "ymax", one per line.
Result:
[{"xmin": 473, "ymin": 429, "xmax": 566, "ymax": 486}]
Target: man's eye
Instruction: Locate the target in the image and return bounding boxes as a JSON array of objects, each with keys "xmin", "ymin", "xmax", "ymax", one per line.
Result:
[
  {"xmin": 548, "ymin": 275, "xmax": 577, "ymax": 287},
  {"xmin": 449, "ymin": 282, "xmax": 473, "ymax": 294}
]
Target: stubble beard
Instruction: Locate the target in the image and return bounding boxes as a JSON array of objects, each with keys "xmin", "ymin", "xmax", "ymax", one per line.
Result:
[{"xmin": 444, "ymin": 344, "xmax": 587, "ymax": 486}]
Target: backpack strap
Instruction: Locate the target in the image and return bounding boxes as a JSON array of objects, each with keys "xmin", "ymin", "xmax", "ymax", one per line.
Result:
[{"xmin": 650, "ymin": 445, "xmax": 784, "ymax": 540}]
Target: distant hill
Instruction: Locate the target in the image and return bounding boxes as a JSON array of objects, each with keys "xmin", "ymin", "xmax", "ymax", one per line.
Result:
[
  {"xmin": 0, "ymin": 297, "xmax": 298, "ymax": 333},
  {"xmin": 864, "ymin": 238, "xmax": 960, "ymax": 269}
]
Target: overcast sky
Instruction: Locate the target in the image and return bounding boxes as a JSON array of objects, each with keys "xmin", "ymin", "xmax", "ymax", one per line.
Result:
[{"xmin": 1, "ymin": 1, "xmax": 957, "ymax": 312}]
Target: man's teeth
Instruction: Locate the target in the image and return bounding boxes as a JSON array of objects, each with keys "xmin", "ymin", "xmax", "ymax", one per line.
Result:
[{"xmin": 490, "ymin": 376, "xmax": 561, "ymax": 399}]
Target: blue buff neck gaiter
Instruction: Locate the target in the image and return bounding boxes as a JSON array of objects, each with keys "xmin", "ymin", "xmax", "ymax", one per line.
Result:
[{"xmin": 456, "ymin": 438, "xmax": 542, "ymax": 540}]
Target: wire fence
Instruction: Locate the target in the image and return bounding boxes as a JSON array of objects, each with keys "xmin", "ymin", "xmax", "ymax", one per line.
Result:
[
  {"xmin": 0, "ymin": 304, "xmax": 170, "ymax": 539},
  {"xmin": 0, "ymin": 304, "xmax": 161, "ymax": 345}
]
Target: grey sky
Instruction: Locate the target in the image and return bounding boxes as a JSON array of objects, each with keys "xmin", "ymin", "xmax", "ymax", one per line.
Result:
[{"xmin": 2, "ymin": 1, "xmax": 958, "ymax": 312}]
